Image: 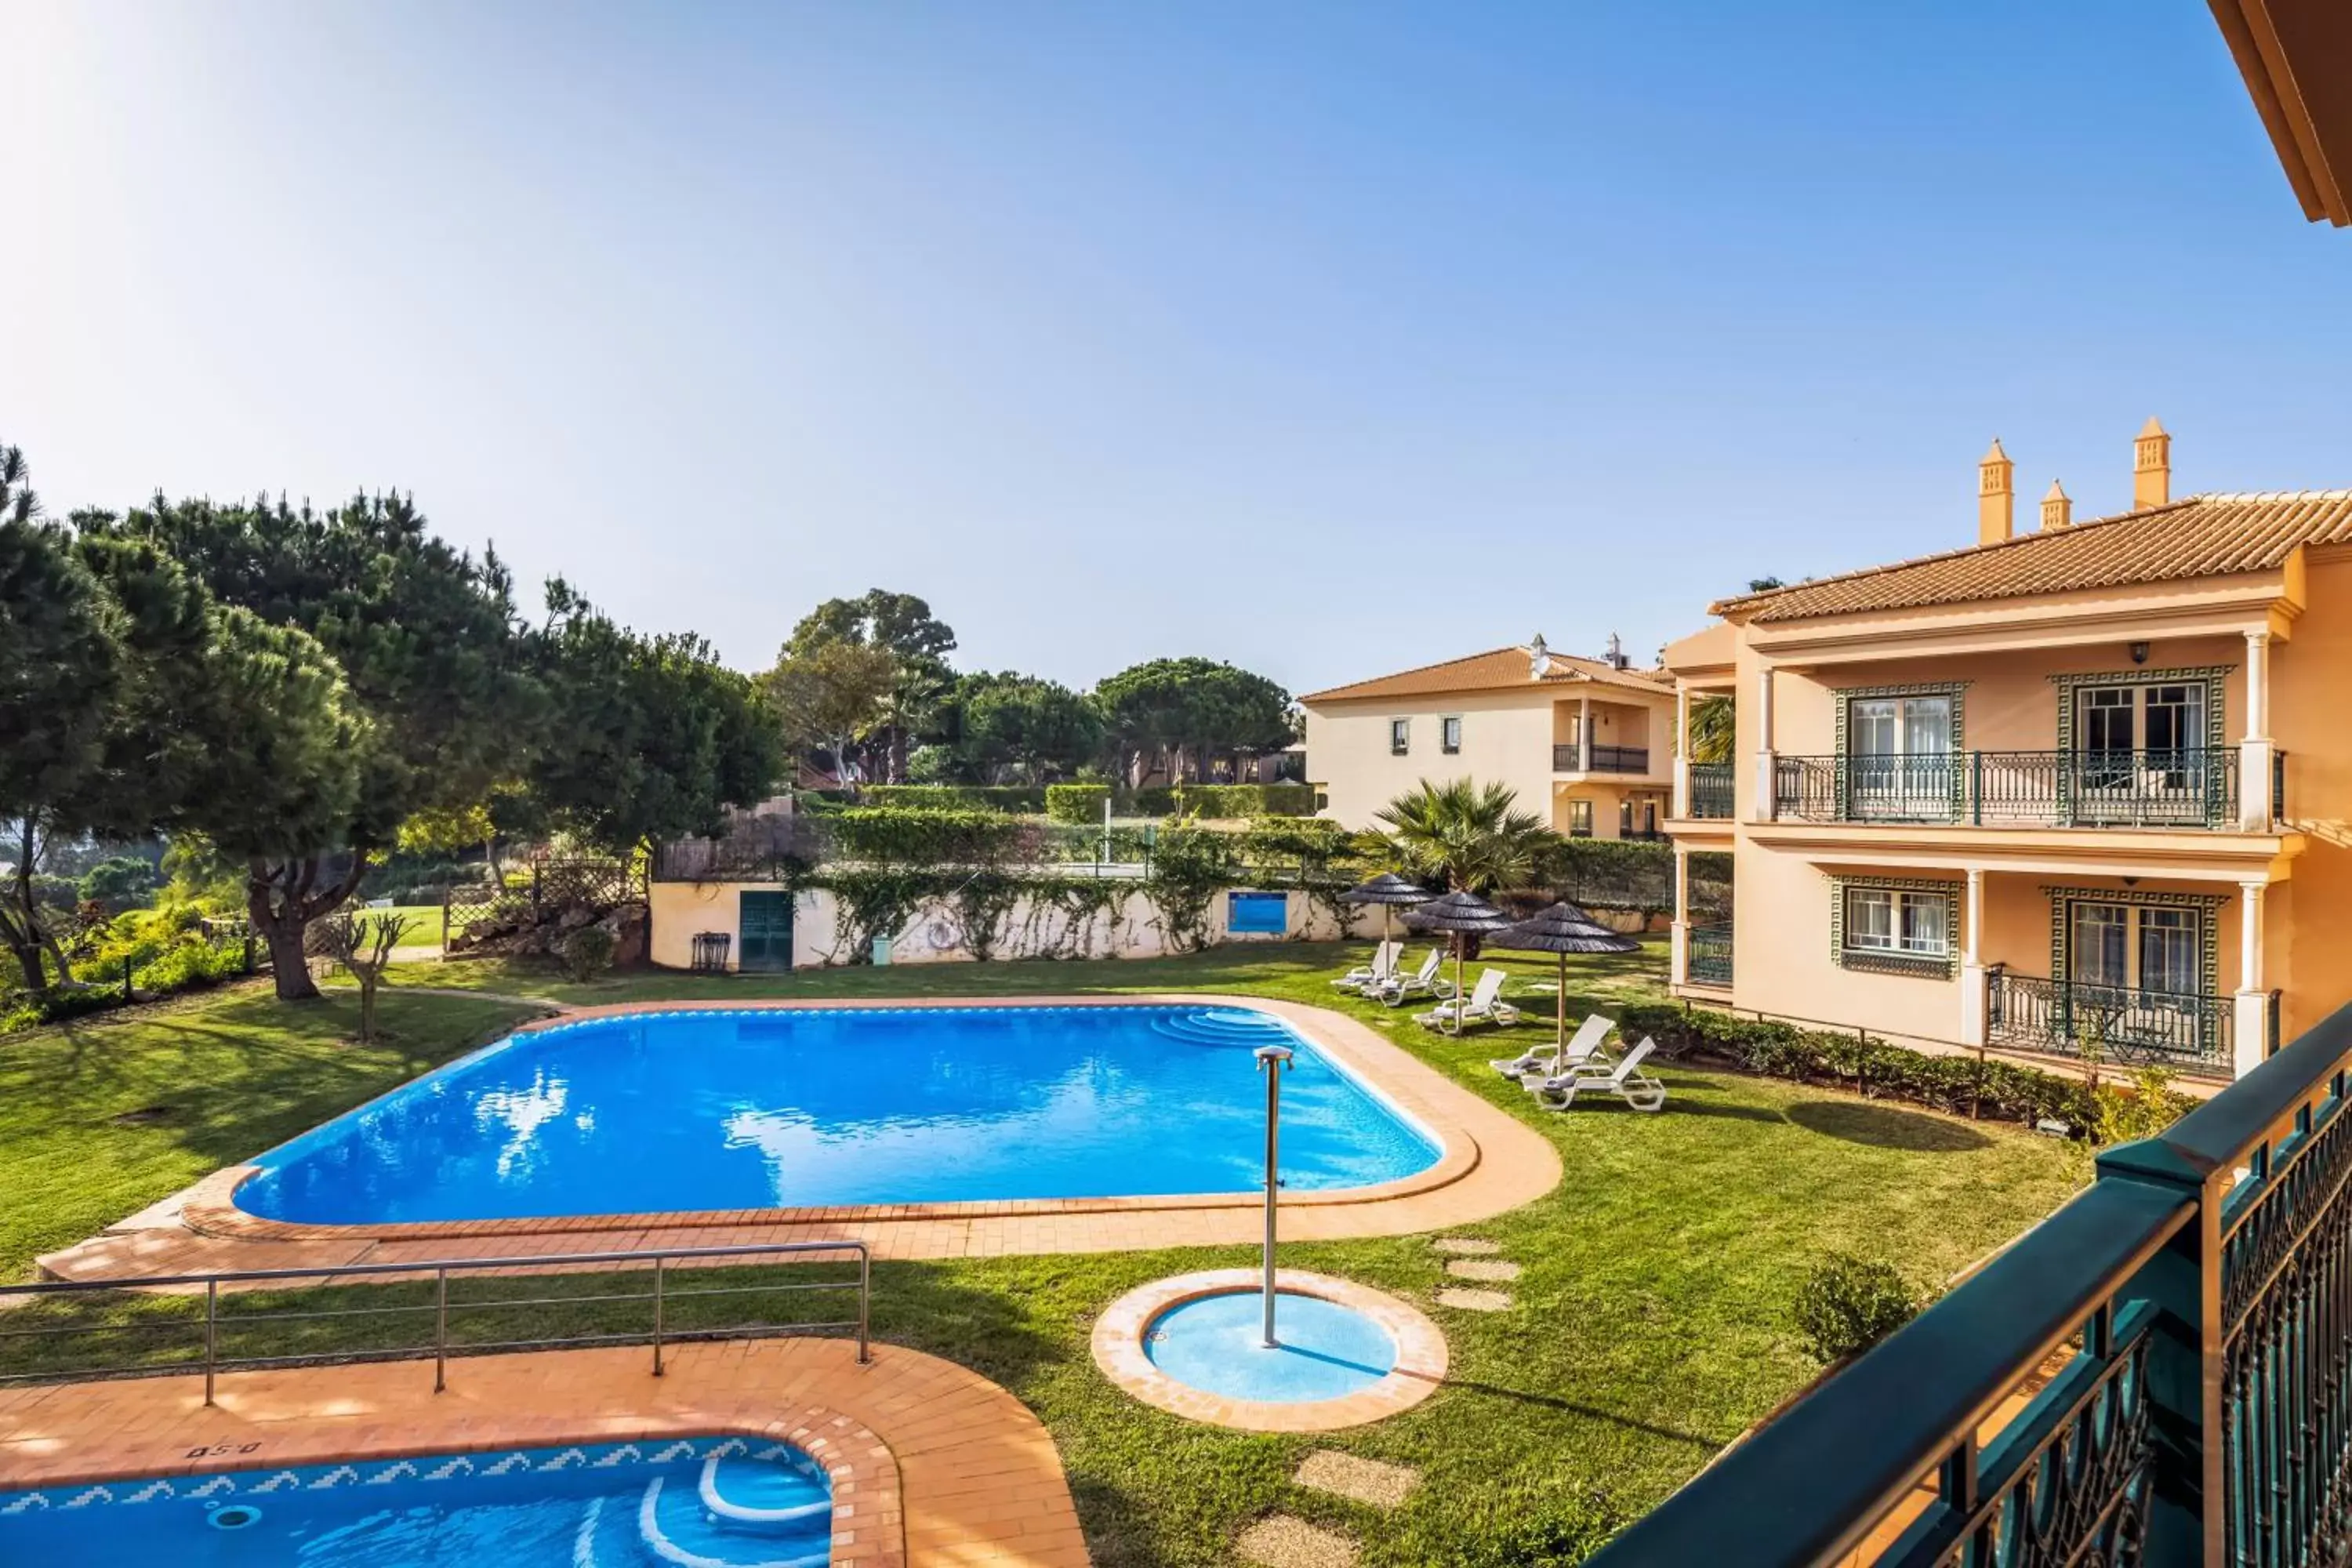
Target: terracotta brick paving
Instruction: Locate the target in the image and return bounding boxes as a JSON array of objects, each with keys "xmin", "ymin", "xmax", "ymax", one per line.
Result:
[
  {"xmin": 0, "ymin": 1338, "xmax": 1083, "ymax": 1566},
  {"xmin": 39, "ymin": 996, "xmax": 1563, "ymax": 1286}
]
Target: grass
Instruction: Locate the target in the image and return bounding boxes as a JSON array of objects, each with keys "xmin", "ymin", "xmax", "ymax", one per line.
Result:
[
  {"xmin": 0, "ymin": 942, "xmax": 2082, "ymax": 1565},
  {"xmin": 370, "ymin": 905, "xmax": 448, "ymax": 946}
]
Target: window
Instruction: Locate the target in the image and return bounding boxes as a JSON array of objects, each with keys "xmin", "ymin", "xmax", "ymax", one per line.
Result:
[
  {"xmin": 1842, "ymin": 886, "xmax": 1951, "ymax": 967},
  {"xmin": 1440, "ymin": 715, "xmax": 1462, "ymax": 754},
  {"xmin": 1389, "ymin": 718, "xmax": 1410, "ymax": 756},
  {"xmin": 1846, "ymin": 692, "xmax": 1955, "ymax": 818},
  {"xmin": 1567, "ymin": 799, "xmax": 1593, "ymax": 837},
  {"xmin": 2070, "ymin": 902, "xmax": 2201, "ymax": 995},
  {"xmin": 1617, "ymin": 800, "xmax": 1634, "ymax": 837}
]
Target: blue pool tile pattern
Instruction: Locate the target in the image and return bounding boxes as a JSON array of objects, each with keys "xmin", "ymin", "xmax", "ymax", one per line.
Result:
[
  {"xmin": 1145, "ymin": 1289, "xmax": 1399, "ymax": 1403},
  {"xmin": 234, "ymin": 1004, "xmax": 1441, "ymax": 1225},
  {"xmin": 0, "ymin": 1438, "xmax": 832, "ymax": 1566}
]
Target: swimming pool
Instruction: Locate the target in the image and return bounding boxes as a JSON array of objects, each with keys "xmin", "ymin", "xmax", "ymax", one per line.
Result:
[
  {"xmin": 234, "ymin": 1004, "xmax": 1442, "ymax": 1225},
  {"xmin": 0, "ymin": 1438, "xmax": 832, "ymax": 1567}
]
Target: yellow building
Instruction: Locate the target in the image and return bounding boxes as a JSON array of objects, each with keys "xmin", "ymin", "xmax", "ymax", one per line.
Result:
[
  {"xmin": 1301, "ymin": 637, "xmax": 1675, "ymax": 837},
  {"xmin": 1664, "ymin": 421, "xmax": 2352, "ymax": 1081}
]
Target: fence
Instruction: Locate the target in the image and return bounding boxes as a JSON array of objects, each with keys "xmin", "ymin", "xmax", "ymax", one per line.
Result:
[
  {"xmin": 1986, "ymin": 967, "xmax": 2244, "ymax": 1076},
  {"xmin": 1688, "ymin": 762, "xmax": 1735, "ymax": 818},
  {"xmin": 1773, "ymin": 748, "xmax": 2245, "ymax": 829},
  {"xmin": 445, "ymin": 858, "xmax": 643, "ymax": 949},
  {"xmin": 1688, "ymin": 922, "xmax": 1733, "ymax": 986},
  {"xmin": 1588, "ymin": 996, "xmax": 2352, "ymax": 1566}
]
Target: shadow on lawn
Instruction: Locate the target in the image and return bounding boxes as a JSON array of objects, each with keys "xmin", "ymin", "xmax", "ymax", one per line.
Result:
[{"xmin": 1785, "ymin": 1098, "xmax": 1992, "ymax": 1152}]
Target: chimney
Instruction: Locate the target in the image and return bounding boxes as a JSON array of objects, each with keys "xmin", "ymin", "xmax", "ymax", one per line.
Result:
[
  {"xmin": 1605, "ymin": 631, "xmax": 1628, "ymax": 670},
  {"xmin": 1528, "ymin": 633, "xmax": 1552, "ymax": 678},
  {"xmin": 1979, "ymin": 438, "xmax": 2015, "ymax": 544},
  {"xmin": 2041, "ymin": 480, "xmax": 2072, "ymax": 532},
  {"xmin": 2133, "ymin": 417, "xmax": 2171, "ymax": 510}
]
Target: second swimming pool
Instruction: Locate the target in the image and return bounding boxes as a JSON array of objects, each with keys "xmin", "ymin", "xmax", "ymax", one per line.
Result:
[{"xmin": 234, "ymin": 1004, "xmax": 1442, "ymax": 1225}]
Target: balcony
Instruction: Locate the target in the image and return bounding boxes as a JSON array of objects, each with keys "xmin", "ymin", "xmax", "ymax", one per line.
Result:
[
  {"xmin": 1687, "ymin": 762, "xmax": 1733, "ymax": 818},
  {"xmin": 1772, "ymin": 747, "xmax": 2249, "ymax": 829},
  {"xmin": 1553, "ymin": 742, "xmax": 1652, "ymax": 775},
  {"xmin": 1687, "ymin": 920, "xmax": 1732, "ymax": 985},
  {"xmin": 1984, "ymin": 967, "xmax": 2246, "ymax": 1076}
]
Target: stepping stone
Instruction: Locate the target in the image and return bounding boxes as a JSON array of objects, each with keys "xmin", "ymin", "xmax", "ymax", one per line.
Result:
[
  {"xmin": 1436, "ymin": 1287, "xmax": 1512, "ymax": 1312},
  {"xmin": 1431, "ymin": 1236, "xmax": 1501, "ymax": 1256},
  {"xmin": 1294, "ymin": 1450, "xmax": 1420, "ymax": 1511},
  {"xmin": 1445, "ymin": 1258, "xmax": 1521, "ymax": 1283},
  {"xmin": 1238, "ymin": 1515, "xmax": 1360, "ymax": 1568}
]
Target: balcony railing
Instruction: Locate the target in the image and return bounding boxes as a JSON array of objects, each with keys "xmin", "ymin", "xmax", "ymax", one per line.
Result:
[
  {"xmin": 1985, "ymin": 967, "xmax": 2236, "ymax": 1075},
  {"xmin": 1589, "ymin": 996, "xmax": 2352, "ymax": 1568},
  {"xmin": 1772, "ymin": 747, "xmax": 2246, "ymax": 829},
  {"xmin": 1687, "ymin": 921, "xmax": 1732, "ymax": 986},
  {"xmin": 1687, "ymin": 761, "xmax": 1734, "ymax": 818},
  {"xmin": 1553, "ymin": 742, "xmax": 1653, "ymax": 774}
]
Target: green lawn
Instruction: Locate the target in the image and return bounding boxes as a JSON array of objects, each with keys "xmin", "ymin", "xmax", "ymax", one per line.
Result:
[{"xmin": 1, "ymin": 942, "xmax": 2081, "ymax": 1566}]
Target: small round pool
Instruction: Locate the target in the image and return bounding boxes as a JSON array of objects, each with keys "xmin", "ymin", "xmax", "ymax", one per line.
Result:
[{"xmin": 1145, "ymin": 1288, "xmax": 1398, "ymax": 1403}]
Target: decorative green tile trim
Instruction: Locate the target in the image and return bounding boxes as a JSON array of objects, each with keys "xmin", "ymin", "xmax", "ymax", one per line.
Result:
[
  {"xmin": 1828, "ymin": 873, "xmax": 1962, "ymax": 979},
  {"xmin": 1831, "ymin": 682, "xmax": 1970, "ymax": 755},
  {"xmin": 2049, "ymin": 666, "xmax": 2231, "ymax": 753},
  {"xmin": 2039, "ymin": 884, "xmax": 2227, "ymax": 999}
]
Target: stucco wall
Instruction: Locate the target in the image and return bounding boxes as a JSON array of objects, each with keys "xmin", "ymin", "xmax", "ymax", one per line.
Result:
[
  {"xmin": 2271, "ymin": 555, "xmax": 2352, "ymax": 1041},
  {"xmin": 649, "ymin": 880, "xmax": 1377, "ymax": 971}
]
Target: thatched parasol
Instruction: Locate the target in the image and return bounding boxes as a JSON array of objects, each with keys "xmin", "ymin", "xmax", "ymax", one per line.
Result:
[
  {"xmin": 1402, "ymin": 890, "xmax": 1517, "ymax": 1026},
  {"xmin": 1486, "ymin": 901, "xmax": 1640, "ymax": 1052},
  {"xmin": 1340, "ymin": 872, "xmax": 1435, "ymax": 950}
]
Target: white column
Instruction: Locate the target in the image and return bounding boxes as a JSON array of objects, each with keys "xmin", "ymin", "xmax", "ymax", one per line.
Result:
[
  {"xmin": 2241, "ymin": 629, "xmax": 2276, "ymax": 831},
  {"xmin": 1672, "ymin": 684, "xmax": 1693, "ymax": 818},
  {"xmin": 1579, "ymin": 693, "xmax": 1592, "ymax": 772},
  {"xmin": 1754, "ymin": 664, "xmax": 1778, "ymax": 822},
  {"xmin": 1669, "ymin": 843, "xmax": 1691, "ymax": 987},
  {"xmin": 2234, "ymin": 879, "xmax": 2270, "ymax": 1077},
  {"xmin": 1958, "ymin": 868, "xmax": 1989, "ymax": 1046}
]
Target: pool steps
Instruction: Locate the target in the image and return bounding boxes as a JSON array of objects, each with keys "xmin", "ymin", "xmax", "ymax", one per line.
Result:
[{"xmin": 620, "ymin": 1456, "xmax": 830, "ymax": 1568}]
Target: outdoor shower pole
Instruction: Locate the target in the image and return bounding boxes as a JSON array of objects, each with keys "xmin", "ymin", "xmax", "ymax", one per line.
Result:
[{"xmin": 1254, "ymin": 1043, "xmax": 1294, "ymax": 1348}]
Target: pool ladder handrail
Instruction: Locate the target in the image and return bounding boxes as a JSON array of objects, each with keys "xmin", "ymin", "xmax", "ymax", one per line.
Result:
[{"xmin": 0, "ymin": 1238, "xmax": 872, "ymax": 1405}]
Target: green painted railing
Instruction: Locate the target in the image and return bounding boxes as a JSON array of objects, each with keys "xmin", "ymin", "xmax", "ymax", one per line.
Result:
[
  {"xmin": 1592, "ymin": 997, "xmax": 2352, "ymax": 1566},
  {"xmin": 1689, "ymin": 762, "xmax": 1734, "ymax": 819},
  {"xmin": 1688, "ymin": 922, "xmax": 1733, "ymax": 985},
  {"xmin": 1771, "ymin": 747, "xmax": 2245, "ymax": 829}
]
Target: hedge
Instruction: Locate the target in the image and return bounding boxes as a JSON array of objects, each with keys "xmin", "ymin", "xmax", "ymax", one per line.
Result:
[
  {"xmin": 1614, "ymin": 1000, "xmax": 2103, "ymax": 1132},
  {"xmin": 1169, "ymin": 782, "xmax": 1316, "ymax": 818},
  {"xmin": 861, "ymin": 784, "xmax": 1051, "ymax": 813},
  {"xmin": 2, "ymin": 935, "xmax": 256, "ymax": 1036},
  {"xmin": 1045, "ymin": 783, "xmax": 1112, "ymax": 824},
  {"xmin": 821, "ymin": 807, "xmax": 1038, "ymax": 866}
]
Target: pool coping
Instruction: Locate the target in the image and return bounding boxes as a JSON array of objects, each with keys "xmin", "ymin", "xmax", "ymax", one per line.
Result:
[
  {"xmin": 179, "ymin": 996, "xmax": 1493, "ymax": 1243},
  {"xmin": 1090, "ymin": 1268, "xmax": 1448, "ymax": 1432},
  {"xmin": 42, "ymin": 995, "xmax": 1563, "ymax": 1282},
  {"xmin": 0, "ymin": 1338, "xmax": 1086, "ymax": 1566}
]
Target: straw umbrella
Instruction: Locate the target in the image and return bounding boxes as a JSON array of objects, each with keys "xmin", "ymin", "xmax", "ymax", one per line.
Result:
[
  {"xmin": 1340, "ymin": 872, "xmax": 1434, "ymax": 952},
  {"xmin": 1402, "ymin": 890, "xmax": 1516, "ymax": 1032},
  {"xmin": 1486, "ymin": 902, "xmax": 1640, "ymax": 1054}
]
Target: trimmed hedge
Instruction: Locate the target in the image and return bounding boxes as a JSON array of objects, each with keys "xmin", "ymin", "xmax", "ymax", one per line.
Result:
[
  {"xmin": 1616, "ymin": 1000, "xmax": 2102, "ymax": 1132},
  {"xmin": 861, "ymin": 784, "xmax": 1051, "ymax": 813},
  {"xmin": 1045, "ymin": 783, "xmax": 1112, "ymax": 825},
  {"xmin": 1539, "ymin": 838, "xmax": 1676, "ymax": 915},
  {"xmin": 822, "ymin": 807, "xmax": 1037, "ymax": 866}
]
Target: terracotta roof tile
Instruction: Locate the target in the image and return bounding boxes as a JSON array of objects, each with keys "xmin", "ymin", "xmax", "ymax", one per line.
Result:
[
  {"xmin": 1715, "ymin": 492, "xmax": 2352, "ymax": 623},
  {"xmin": 1301, "ymin": 647, "xmax": 1671, "ymax": 704}
]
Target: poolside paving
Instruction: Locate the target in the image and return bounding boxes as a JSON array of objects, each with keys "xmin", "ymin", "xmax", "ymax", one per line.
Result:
[
  {"xmin": 38, "ymin": 995, "xmax": 1564, "ymax": 1287},
  {"xmin": 0, "ymin": 1338, "xmax": 1084, "ymax": 1567}
]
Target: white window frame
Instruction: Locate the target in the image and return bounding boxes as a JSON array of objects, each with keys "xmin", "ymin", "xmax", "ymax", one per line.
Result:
[{"xmin": 1842, "ymin": 887, "xmax": 1951, "ymax": 960}]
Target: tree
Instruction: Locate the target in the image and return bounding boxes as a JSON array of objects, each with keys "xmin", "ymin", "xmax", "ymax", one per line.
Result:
[
  {"xmin": 1092, "ymin": 658, "xmax": 1294, "ymax": 787},
  {"xmin": 522, "ymin": 580, "xmax": 781, "ymax": 854},
  {"xmin": 1687, "ymin": 695, "xmax": 1736, "ymax": 765},
  {"xmin": 1374, "ymin": 779, "xmax": 1554, "ymax": 893},
  {"xmin": 106, "ymin": 491, "xmax": 535, "ymax": 998},
  {"xmin": 934, "ymin": 671, "xmax": 1105, "ymax": 783},
  {"xmin": 785, "ymin": 590, "xmax": 956, "ymax": 783},
  {"xmin": 761, "ymin": 639, "xmax": 897, "ymax": 789},
  {"xmin": 325, "ymin": 911, "xmax": 409, "ymax": 1044},
  {"xmin": 0, "ymin": 452, "xmax": 123, "ymax": 990}
]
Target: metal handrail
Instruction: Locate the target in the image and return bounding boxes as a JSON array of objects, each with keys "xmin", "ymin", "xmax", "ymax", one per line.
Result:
[
  {"xmin": 0, "ymin": 1239, "xmax": 871, "ymax": 1404},
  {"xmin": 1772, "ymin": 746, "xmax": 2242, "ymax": 828}
]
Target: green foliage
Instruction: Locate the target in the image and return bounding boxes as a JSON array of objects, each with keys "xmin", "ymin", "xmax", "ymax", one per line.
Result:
[
  {"xmin": 1792, "ymin": 1254, "xmax": 1923, "ymax": 1363},
  {"xmin": 1142, "ymin": 826, "xmax": 1244, "ymax": 953},
  {"xmin": 762, "ymin": 637, "xmax": 896, "ymax": 784},
  {"xmin": 1167, "ymin": 782, "xmax": 1315, "ymax": 818},
  {"xmin": 1045, "ymin": 783, "xmax": 1112, "ymax": 824},
  {"xmin": 785, "ymin": 590, "xmax": 957, "ymax": 785},
  {"xmin": 824, "ymin": 807, "xmax": 1035, "ymax": 866},
  {"xmin": 1427, "ymin": 1494, "xmax": 1618, "ymax": 1567},
  {"xmin": 865, "ymin": 784, "xmax": 1050, "ymax": 813},
  {"xmin": 1376, "ymin": 778, "xmax": 1554, "ymax": 892},
  {"xmin": 1687, "ymin": 692, "xmax": 1735, "ymax": 766},
  {"xmin": 1536, "ymin": 837, "xmax": 1677, "ymax": 914},
  {"xmin": 1094, "ymin": 657, "xmax": 1294, "ymax": 785},
  {"xmin": 931, "ymin": 671, "xmax": 1103, "ymax": 785},
  {"xmin": 78, "ymin": 856, "xmax": 159, "ymax": 910},
  {"xmin": 559, "ymin": 924, "xmax": 618, "ymax": 982},
  {"xmin": 2085, "ymin": 1066, "xmax": 2198, "ymax": 1150},
  {"xmin": 132, "ymin": 936, "xmax": 252, "ymax": 995}
]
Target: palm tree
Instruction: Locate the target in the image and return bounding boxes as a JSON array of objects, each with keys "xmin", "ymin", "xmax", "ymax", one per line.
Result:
[
  {"xmin": 1687, "ymin": 694, "xmax": 1736, "ymax": 764},
  {"xmin": 1374, "ymin": 779, "xmax": 1554, "ymax": 894}
]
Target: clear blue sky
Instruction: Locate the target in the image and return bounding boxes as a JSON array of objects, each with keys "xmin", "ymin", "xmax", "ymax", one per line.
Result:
[{"xmin": 4, "ymin": 1, "xmax": 2343, "ymax": 695}]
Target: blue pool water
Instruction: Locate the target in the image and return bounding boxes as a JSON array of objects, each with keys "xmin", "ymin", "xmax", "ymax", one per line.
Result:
[
  {"xmin": 236, "ymin": 1005, "xmax": 1440, "ymax": 1225},
  {"xmin": 0, "ymin": 1439, "xmax": 830, "ymax": 1566},
  {"xmin": 1146, "ymin": 1290, "xmax": 1398, "ymax": 1403}
]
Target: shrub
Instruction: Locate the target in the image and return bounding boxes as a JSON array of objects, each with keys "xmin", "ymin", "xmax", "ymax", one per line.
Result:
[
  {"xmin": 1536, "ymin": 837, "xmax": 1677, "ymax": 915},
  {"xmin": 1166, "ymin": 782, "xmax": 1316, "ymax": 818},
  {"xmin": 822, "ymin": 808, "xmax": 1036, "ymax": 867},
  {"xmin": 1044, "ymin": 783, "xmax": 1112, "ymax": 825},
  {"xmin": 78, "ymin": 855, "xmax": 161, "ymax": 910},
  {"xmin": 1793, "ymin": 1254, "xmax": 1923, "ymax": 1363},
  {"xmin": 862, "ymin": 784, "xmax": 1049, "ymax": 813},
  {"xmin": 132, "ymin": 937, "xmax": 249, "ymax": 995},
  {"xmin": 560, "ymin": 925, "xmax": 618, "ymax": 982}
]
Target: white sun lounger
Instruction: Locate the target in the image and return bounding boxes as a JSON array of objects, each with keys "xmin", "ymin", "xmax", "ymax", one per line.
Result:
[
  {"xmin": 1491, "ymin": 1012, "xmax": 1614, "ymax": 1079},
  {"xmin": 1333, "ymin": 940, "xmax": 1400, "ymax": 993},
  {"xmin": 1374, "ymin": 947, "xmax": 1450, "ymax": 1007},
  {"xmin": 1535, "ymin": 1038, "xmax": 1666, "ymax": 1112},
  {"xmin": 1415, "ymin": 968, "xmax": 1519, "ymax": 1033}
]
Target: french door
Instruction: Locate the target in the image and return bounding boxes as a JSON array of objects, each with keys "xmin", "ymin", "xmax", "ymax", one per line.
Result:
[
  {"xmin": 2074, "ymin": 682, "xmax": 2208, "ymax": 823},
  {"xmin": 2066, "ymin": 902, "xmax": 2205, "ymax": 1058},
  {"xmin": 1847, "ymin": 695, "xmax": 1953, "ymax": 819}
]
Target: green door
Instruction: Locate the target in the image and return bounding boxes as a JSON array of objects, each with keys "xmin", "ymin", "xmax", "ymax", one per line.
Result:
[{"xmin": 739, "ymin": 891, "xmax": 793, "ymax": 973}]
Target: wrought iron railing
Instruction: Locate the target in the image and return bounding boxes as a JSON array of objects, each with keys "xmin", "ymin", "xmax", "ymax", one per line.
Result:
[
  {"xmin": 1590, "ymin": 996, "xmax": 2352, "ymax": 1567},
  {"xmin": 1687, "ymin": 921, "xmax": 1733, "ymax": 986},
  {"xmin": 0, "ymin": 1240, "xmax": 869, "ymax": 1402},
  {"xmin": 1986, "ymin": 967, "xmax": 2234, "ymax": 1076},
  {"xmin": 1772, "ymin": 748, "xmax": 2243, "ymax": 829},
  {"xmin": 1554, "ymin": 743, "xmax": 1653, "ymax": 774},
  {"xmin": 1688, "ymin": 762, "xmax": 1734, "ymax": 818}
]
